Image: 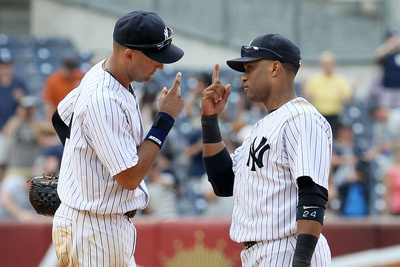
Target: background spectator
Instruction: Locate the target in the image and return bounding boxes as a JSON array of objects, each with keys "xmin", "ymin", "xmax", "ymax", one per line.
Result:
[
  {"xmin": 0, "ymin": 52, "xmax": 27, "ymax": 182},
  {"xmin": 372, "ymin": 26, "xmax": 400, "ymax": 108},
  {"xmin": 329, "ymin": 125, "xmax": 361, "ymax": 214},
  {"xmin": 331, "ymin": 125, "xmax": 360, "ymax": 188},
  {"xmin": 0, "ymin": 173, "xmax": 50, "ymax": 222},
  {"xmin": 1, "ymin": 96, "xmax": 43, "ymax": 182},
  {"xmin": 0, "ymin": 99, "xmax": 52, "ymax": 222},
  {"xmin": 33, "ymin": 122, "xmax": 64, "ymax": 176},
  {"xmin": 142, "ymin": 161, "xmax": 179, "ymax": 218},
  {"xmin": 138, "ymin": 79, "xmax": 160, "ymax": 131},
  {"xmin": 201, "ymin": 173, "xmax": 234, "ymax": 218},
  {"xmin": 181, "ymin": 72, "xmax": 218, "ymax": 215},
  {"xmin": 41, "ymin": 56, "xmax": 84, "ymax": 120},
  {"xmin": 183, "ymin": 72, "xmax": 212, "ymax": 123},
  {"xmin": 183, "ymin": 124, "xmax": 208, "ymax": 216},
  {"xmin": 383, "ymin": 146, "xmax": 400, "ymax": 216},
  {"xmin": 303, "ymin": 51, "xmax": 353, "ymax": 136},
  {"xmin": 338, "ymin": 162, "xmax": 369, "ymax": 217},
  {"xmin": 364, "ymin": 105, "xmax": 400, "ymax": 176}
]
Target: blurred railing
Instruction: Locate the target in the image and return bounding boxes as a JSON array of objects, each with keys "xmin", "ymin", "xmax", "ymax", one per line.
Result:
[{"xmin": 52, "ymin": 0, "xmax": 389, "ymax": 64}]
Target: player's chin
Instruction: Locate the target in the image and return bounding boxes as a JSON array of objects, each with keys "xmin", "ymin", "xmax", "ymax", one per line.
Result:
[
  {"xmin": 246, "ymin": 93, "xmax": 263, "ymax": 103},
  {"xmin": 137, "ymin": 75, "xmax": 153, "ymax": 83},
  {"xmin": 246, "ymin": 92, "xmax": 255, "ymax": 101}
]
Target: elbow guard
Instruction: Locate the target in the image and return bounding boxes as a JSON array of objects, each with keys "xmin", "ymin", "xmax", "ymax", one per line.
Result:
[
  {"xmin": 203, "ymin": 147, "xmax": 234, "ymax": 197},
  {"xmin": 296, "ymin": 176, "xmax": 328, "ymax": 225}
]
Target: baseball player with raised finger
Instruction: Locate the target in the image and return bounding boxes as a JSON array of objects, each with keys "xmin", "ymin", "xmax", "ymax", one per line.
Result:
[
  {"xmin": 201, "ymin": 34, "xmax": 332, "ymax": 266},
  {"xmin": 51, "ymin": 10, "xmax": 184, "ymax": 267}
]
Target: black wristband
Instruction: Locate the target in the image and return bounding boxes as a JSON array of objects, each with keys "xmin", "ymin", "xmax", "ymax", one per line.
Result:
[
  {"xmin": 145, "ymin": 112, "xmax": 174, "ymax": 148},
  {"xmin": 201, "ymin": 115, "xmax": 222, "ymax": 144},
  {"xmin": 292, "ymin": 234, "xmax": 318, "ymax": 267},
  {"xmin": 296, "ymin": 205, "xmax": 325, "ymax": 225}
]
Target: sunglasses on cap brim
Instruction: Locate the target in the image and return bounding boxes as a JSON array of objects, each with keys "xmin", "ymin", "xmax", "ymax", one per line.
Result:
[
  {"xmin": 241, "ymin": 45, "xmax": 283, "ymax": 59},
  {"xmin": 124, "ymin": 27, "xmax": 173, "ymax": 50}
]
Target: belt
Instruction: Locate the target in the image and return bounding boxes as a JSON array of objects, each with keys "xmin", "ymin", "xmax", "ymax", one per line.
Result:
[
  {"xmin": 124, "ymin": 210, "xmax": 137, "ymax": 218},
  {"xmin": 243, "ymin": 241, "xmax": 257, "ymax": 249}
]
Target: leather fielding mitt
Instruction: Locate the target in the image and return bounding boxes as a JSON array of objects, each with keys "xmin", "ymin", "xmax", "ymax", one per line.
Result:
[{"xmin": 28, "ymin": 174, "xmax": 61, "ymax": 217}]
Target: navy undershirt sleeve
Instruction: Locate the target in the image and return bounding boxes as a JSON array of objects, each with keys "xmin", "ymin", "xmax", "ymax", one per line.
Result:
[
  {"xmin": 203, "ymin": 147, "xmax": 234, "ymax": 197},
  {"xmin": 297, "ymin": 176, "xmax": 328, "ymax": 207},
  {"xmin": 52, "ymin": 109, "xmax": 71, "ymax": 146}
]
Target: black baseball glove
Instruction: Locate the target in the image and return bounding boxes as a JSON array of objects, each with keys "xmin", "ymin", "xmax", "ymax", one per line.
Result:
[{"xmin": 28, "ymin": 174, "xmax": 61, "ymax": 217}]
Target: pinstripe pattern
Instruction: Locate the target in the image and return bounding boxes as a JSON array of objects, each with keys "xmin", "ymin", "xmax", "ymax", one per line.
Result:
[
  {"xmin": 53, "ymin": 203, "xmax": 137, "ymax": 267},
  {"xmin": 53, "ymin": 60, "xmax": 149, "ymax": 266},
  {"xmin": 56, "ymin": 60, "xmax": 148, "ymax": 214},
  {"xmin": 240, "ymin": 234, "xmax": 331, "ymax": 267},
  {"xmin": 230, "ymin": 97, "xmax": 332, "ymax": 264}
]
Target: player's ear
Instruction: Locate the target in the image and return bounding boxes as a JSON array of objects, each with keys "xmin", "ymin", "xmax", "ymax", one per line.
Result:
[
  {"xmin": 271, "ymin": 61, "xmax": 281, "ymax": 77},
  {"xmin": 123, "ymin": 48, "xmax": 135, "ymax": 63}
]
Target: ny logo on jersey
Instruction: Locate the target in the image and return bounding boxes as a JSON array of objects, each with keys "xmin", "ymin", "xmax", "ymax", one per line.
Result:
[{"xmin": 247, "ymin": 137, "xmax": 270, "ymax": 171}]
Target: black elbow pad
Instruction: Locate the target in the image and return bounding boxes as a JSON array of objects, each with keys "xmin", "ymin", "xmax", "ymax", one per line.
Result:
[
  {"xmin": 52, "ymin": 110, "xmax": 71, "ymax": 146},
  {"xmin": 203, "ymin": 147, "xmax": 234, "ymax": 197},
  {"xmin": 296, "ymin": 176, "xmax": 328, "ymax": 224}
]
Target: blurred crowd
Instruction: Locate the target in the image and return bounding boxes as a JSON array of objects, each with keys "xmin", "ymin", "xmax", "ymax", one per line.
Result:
[{"xmin": 0, "ymin": 26, "xmax": 400, "ymax": 222}]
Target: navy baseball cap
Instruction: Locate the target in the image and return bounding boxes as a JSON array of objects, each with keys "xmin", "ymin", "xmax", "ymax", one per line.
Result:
[
  {"xmin": 227, "ymin": 33, "xmax": 301, "ymax": 72},
  {"xmin": 113, "ymin": 10, "xmax": 184, "ymax": 64}
]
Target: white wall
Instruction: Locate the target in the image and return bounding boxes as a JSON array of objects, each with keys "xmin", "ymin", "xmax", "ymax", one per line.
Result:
[
  {"xmin": 31, "ymin": 0, "xmax": 114, "ymax": 54},
  {"xmin": 389, "ymin": 0, "xmax": 400, "ymax": 27},
  {"xmin": 30, "ymin": 0, "xmax": 238, "ymax": 70}
]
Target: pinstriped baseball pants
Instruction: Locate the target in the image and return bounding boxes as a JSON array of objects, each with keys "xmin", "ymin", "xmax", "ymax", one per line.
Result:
[
  {"xmin": 52, "ymin": 203, "xmax": 137, "ymax": 267},
  {"xmin": 240, "ymin": 234, "xmax": 331, "ymax": 267}
]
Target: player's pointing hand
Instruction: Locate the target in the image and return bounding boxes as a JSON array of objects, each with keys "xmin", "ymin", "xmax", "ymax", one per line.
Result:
[
  {"xmin": 159, "ymin": 72, "xmax": 184, "ymax": 120},
  {"xmin": 201, "ymin": 64, "xmax": 231, "ymax": 116}
]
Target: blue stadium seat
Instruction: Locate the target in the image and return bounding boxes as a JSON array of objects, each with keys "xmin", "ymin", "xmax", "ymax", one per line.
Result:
[
  {"xmin": 0, "ymin": 34, "xmax": 33, "ymax": 48},
  {"xmin": 34, "ymin": 35, "xmax": 74, "ymax": 50}
]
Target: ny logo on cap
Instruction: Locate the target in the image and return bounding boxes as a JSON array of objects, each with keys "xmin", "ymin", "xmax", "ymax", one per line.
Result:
[{"xmin": 164, "ymin": 27, "xmax": 169, "ymax": 40}]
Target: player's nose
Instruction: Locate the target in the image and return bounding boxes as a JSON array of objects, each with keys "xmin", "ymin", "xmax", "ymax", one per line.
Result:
[
  {"xmin": 155, "ymin": 62, "xmax": 164, "ymax": 70},
  {"xmin": 241, "ymin": 73, "xmax": 248, "ymax": 82}
]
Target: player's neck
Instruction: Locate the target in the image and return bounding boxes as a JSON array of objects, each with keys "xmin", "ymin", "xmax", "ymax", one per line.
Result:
[
  {"xmin": 104, "ymin": 58, "xmax": 130, "ymax": 89},
  {"xmin": 264, "ymin": 90, "xmax": 297, "ymax": 111}
]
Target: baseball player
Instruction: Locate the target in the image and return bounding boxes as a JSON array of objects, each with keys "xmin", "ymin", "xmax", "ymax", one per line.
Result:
[
  {"xmin": 51, "ymin": 10, "xmax": 184, "ymax": 267},
  {"xmin": 201, "ymin": 34, "xmax": 332, "ymax": 266}
]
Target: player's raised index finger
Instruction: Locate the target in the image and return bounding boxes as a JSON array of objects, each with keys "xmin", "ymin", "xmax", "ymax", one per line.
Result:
[
  {"xmin": 170, "ymin": 72, "xmax": 182, "ymax": 92},
  {"xmin": 212, "ymin": 63, "xmax": 220, "ymax": 83}
]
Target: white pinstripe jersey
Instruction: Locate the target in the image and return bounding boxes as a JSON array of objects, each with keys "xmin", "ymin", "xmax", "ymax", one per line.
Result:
[
  {"xmin": 230, "ymin": 97, "xmax": 332, "ymax": 243},
  {"xmin": 57, "ymin": 60, "xmax": 149, "ymax": 214}
]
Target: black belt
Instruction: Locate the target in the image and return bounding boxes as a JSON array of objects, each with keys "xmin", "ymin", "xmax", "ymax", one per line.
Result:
[
  {"xmin": 243, "ymin": 241, "xmax": 257, "ymax": 249},
  {"xmin": 124, "ymin": 210, "xmax": 137, "ymax": 218}
]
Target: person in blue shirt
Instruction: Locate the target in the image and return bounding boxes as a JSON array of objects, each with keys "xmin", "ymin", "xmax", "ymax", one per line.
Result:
[{"xmin": 0, "ymin": 52, "xmax": 27, "ymax": 182}]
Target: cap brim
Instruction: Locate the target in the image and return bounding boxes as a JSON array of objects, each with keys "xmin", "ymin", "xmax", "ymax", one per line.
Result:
[
  {"xmin": 226, "ymin": 56, "xmax": 261, "ymax": 72},
  {"xmin": 143, "ymin": 44, "xmax": 184, "ymax": 64}
]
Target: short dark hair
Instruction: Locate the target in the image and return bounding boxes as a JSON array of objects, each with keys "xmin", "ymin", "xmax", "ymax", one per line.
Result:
[
  {"xmin": 197, "ymin": 72, "xmax": 212, "ymax": 86},
  {"xmin": 63, "ymin": 57, "xmax": 78, "ymax": 70},
  {"xmin": 281, "ymin": 62, "xmax": 299, "ymax": 75}
]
